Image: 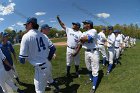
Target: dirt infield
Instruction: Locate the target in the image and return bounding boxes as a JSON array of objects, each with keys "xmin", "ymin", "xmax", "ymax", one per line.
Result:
[{"xmin": 53, "ymin": 42, "xmax": 67, "ymax": 46}]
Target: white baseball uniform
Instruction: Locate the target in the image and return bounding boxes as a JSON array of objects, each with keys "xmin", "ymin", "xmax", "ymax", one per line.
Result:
[
  {"xmin": 107, "ymin": 33, "xmax": 115, "ymax": 64},
  {"xmin": 97, "ymin": 31, "xmax": 107, "ymax": 62},
  {"xmin": 66, "ymin": 27, "xmax": 82, "ymax": 66},
  {"xmin": 19, "ymin": 29, "xmax": 54, "ymax": 93},
  {"xmin": 81, "ymin": 29, "xmax": 99, "ymax": 77},
  {"xmin": 114, "ymin": 34, "xmax": 123, "ymax": 60},
  {"xmin": 124, "ymin": 36, "xmax": 130, "ymax": 48},
  {"xmin": 118, "ymin": 34, "xmax": 125, "ymax": 53},
  {"xmin": 0, "ymin": 49, "xmax": 18, "ymax": 93}
]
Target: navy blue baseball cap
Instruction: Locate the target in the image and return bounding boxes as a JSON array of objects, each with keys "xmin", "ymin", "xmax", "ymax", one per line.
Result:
[
  {"xmin": 24, "ymin": 17, "xmax": 37, "ymax": 25},
  {"xmin": 82, "ymin": 20, "xmax": 93, "ymax": 25},
  {"xmin": 72, "ymin": 22, "xmax": 81, "ymax": 28},
  {"xmin": 41, "ymin": 24, "xmax": 52, "ymax": 30},
  {"xmin": 113, "ymin": 30, "xmax": 119, "ymax": 33},
  {"xmin": 108, "ymin": 26, "xmax": 113, "ymax": 30},
  {"xmin": 2, "ymin": 32, "xmax": 8, "ymax": 37}
]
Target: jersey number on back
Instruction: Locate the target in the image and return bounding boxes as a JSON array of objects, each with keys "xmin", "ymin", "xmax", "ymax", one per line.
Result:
[{"xmin": 36, "ymin": 37, "xmax": 46, "ymax": 52}]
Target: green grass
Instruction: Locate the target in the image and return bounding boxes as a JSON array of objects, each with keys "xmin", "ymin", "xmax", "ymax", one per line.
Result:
[
  {"xmin": 50, "ymin": 37, "xmax": 67, "ymax": 43},
  {"xmin": 13, "ymin": 41, "xmax": 140, "ymax": 93}
]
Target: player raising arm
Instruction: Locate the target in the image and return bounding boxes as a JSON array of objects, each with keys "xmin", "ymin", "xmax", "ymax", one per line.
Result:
[{"xmin": 57, "ymin": 15, "xmax": 82, "ymax": 78}]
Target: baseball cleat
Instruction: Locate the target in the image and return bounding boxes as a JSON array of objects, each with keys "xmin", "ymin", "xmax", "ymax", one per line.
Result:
[
  {"xmin": 89, "ymin": 89, "xmax": 95, "ymax": 93},
  {"xmin": 75, "ymin": 72, "xmax": 80, "ymax": 78},
  {"xmin": 17, "ymin": 89, "xmax": 24, "ymax": 93}
]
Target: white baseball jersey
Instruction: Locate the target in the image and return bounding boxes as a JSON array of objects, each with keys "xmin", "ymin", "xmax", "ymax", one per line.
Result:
[
  {"xmin": 115, "ymin": 34, "xmax": 123, "ymax": 47},
  {"xmin": 97, "ymin": 31, "xmax": 107, "ymax": 45},
  {"xmin": 19, "ymin": 29, "xmax": 53, "ymax": 66},
  {"xmin": 65, "ymin": 27, "xmax": 82, "ymax": 66},
  {"xmin": 107, "ymin": 33, "xmax": 115, "ymax": 47},
  {"xmin": 81, "ymin": 29, "xmax": 99, "ymax": 77},
  {"xmin": 66, "ymin": 27, "xmax": 82, "ymax": 48},
  {"xmin": 81, "ymin": 29, "xmax": 98, "ymax": 49}
]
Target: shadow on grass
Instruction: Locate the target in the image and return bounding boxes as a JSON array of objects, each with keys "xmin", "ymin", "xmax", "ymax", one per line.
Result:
[
  {"xmin": 96, "ymin": 70, "xmax": 104, "ymax": 91},
  {"xmin": 54, "ymin": 76, "xmax": 80, "ymax": 93},
  {"xmin": 20, "ymin": 82, "xmax": 35, "ymax": 93},
  {"xmin": 78, "ymin": 68, "xmax": 89, "ymax": 75}
]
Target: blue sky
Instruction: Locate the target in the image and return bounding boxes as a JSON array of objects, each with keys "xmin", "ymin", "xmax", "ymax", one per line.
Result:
[{"xmin": 0, "ymin": 0, "xmax": 140, "ymax": 32}]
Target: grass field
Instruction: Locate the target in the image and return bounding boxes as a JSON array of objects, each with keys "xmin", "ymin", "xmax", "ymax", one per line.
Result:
[{"xmin": 13, "ymin": 39, "xmax": 140, "ymax": 93}]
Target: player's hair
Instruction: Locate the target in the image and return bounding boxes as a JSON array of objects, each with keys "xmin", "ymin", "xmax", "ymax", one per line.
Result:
[
  {"xmin": 90, "ymin": 24, "xmax": 93, "ymax": 29},
  {"xmin": 32, "ymin": 23, "xmax": 39, "ymax": 30}
]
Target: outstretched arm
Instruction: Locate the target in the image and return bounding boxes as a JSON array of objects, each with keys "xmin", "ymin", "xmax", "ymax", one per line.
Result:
[{"xmin": 56, "ymin": 15, "xmax": 66, "ymax": 30}]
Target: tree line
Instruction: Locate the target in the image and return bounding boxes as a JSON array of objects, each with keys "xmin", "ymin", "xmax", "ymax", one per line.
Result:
[{"xmin": 1, "ymin": 23, "xmax": 140, "ymax": 44}]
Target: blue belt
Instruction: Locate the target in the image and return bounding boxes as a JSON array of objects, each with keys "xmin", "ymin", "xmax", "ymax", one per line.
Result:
[
  {"xmin": 86, "ymin": 48, "xmax": 96, "ymax": 52},
  {"xmin": 38, "ymin": 63, "xmax": 46, "ymax": 70},
  {"xmin": 67, "ymin": 46, "xmax": 76, "ymax": 49},
  {"xmin": 99, "ymin": 44, "xmax": 104, "ymax": 45},
  {"xmin": 115, "ymin": 47, "xmax": 119, "ymax": 49}
]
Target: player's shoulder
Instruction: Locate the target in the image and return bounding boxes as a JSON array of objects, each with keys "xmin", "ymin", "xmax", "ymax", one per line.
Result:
[
  {"xmin": 66, "ymin": 27, "xmax": 74, "ymax": 32},
  {"xmin": 89, "ymin": 29, "xmax": 97, "ymax": 32}
]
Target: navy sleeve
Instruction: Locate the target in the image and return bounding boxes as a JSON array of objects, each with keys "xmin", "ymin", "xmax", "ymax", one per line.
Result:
[
  {"xmin": 9, "ymin": 43, "xmax": 15, "ymax": 53},
  {"xmin": 48, "ymin": 45, "xmax": 56, "ymax": 61}
]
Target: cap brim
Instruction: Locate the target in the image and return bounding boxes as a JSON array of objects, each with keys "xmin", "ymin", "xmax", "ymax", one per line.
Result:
[
  {"xmin": 72, "ymin": 22, "xmax": 76, "ymax": 25},
  {"xmin": 72, "ymin": 23, "xmax": 80, "ymax": 27},
  {"xmin": 23, "ymin": 23, "xmax": 27, "ymax": 25},
  {"xmin": 82, "ymin": 21, "xmax": 89, "ymax": 24}
]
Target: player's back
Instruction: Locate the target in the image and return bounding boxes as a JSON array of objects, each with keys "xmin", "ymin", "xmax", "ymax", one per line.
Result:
[{"xmin": 21, "ymin": 29, "xmax": 50, "ymax": 66}]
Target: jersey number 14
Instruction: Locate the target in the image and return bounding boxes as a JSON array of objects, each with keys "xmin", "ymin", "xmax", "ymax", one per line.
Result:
[{"xmin": 36, "ymin": 37, "xmax": 46, "ymax": 52}]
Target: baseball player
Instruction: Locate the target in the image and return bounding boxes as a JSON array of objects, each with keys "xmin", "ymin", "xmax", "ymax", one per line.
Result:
[
  {"xmin": 0, "ymin": 49, "xmax": 24, "ymax": 93},
  {"xmin": 0, "ymin": 33, "xmax": 20, "ymax": 84},
  {"xmin": 40, "ymin": 24, "xmax": 60, "ymax": 91},
  {"xmin": 124, "ymin": 36, "xmax": 130, "ymax": 48},
  {"xmin": 118, "ymin": 31, "xmax": 125, "ymax": 54},
  {"xmin": 106, "ymin": 26, "xmax": 115, "ymax": 75},
  {"xmin": 19, "ymin": 17, "xmax": 58, "ymax": 93},
  {"xmin": 97, "ymin": 28, "xmax": 107, "ymax": 66},
  {"xmin": 56, "ymin": 15, "xmax": 82, "ymax": 77},
  {"xmin": 114, "ymin": 30, "xmax": 123, "ymax": 65},
  {"xmin": 73, "ymin": 20, "xmax": 99, "ymax": 93}
]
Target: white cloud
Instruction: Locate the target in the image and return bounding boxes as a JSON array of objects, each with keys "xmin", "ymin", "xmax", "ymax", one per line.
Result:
[
  {"xmin": 97, "ymin": 13, "xmax": 110, "ymax": 18},
  {"xmin": 9, "ymin": 0, "xmax": 12, "ymax": 3},
  {"xmin": 16, "ymin": 21, "xmax": 24, "ymax": 27},
  {"xmin": 11, "ymin": 24, "xmax": 16, "ymax": 27},
  {"xmin": 0, "ymin": 18, "xmax": 4, "ymax": 22},
  {"xmin": 40, "ymin": 20, "xmax": 45, "ymax": 23},
  {"xmin": 8, "ymin": 26, "xmax": 14, "ymax": 30},
  {"xmin": 50, "ymin": 20, "xmax": 56, "ymax": 23},
  {"xmin": 35, "ymin": 12, "xmax": 46, "ymax": 16},
  {"xmin": 50, "ymin": 18, "xmax": 56, "ymax": 23},
  {"xmin": 0, "ymin": 3, "xmax": 16, "ymax": 16}
]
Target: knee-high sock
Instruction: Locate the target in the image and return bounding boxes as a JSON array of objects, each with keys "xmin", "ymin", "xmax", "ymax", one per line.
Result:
[
  {"xmin": 67, "ymin": 66, "xmax": 71, "ymax": 74},
  {"xmin": 92, "ymin": 76, "xmax": 98, "ymax": 89},
  {"xmin": 75, "ymin": 65, "xmax": 79, "ymax": 72},
  {"xmin": 108, "ymin": 64, "xmax": 113, "ymax": 72}
]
